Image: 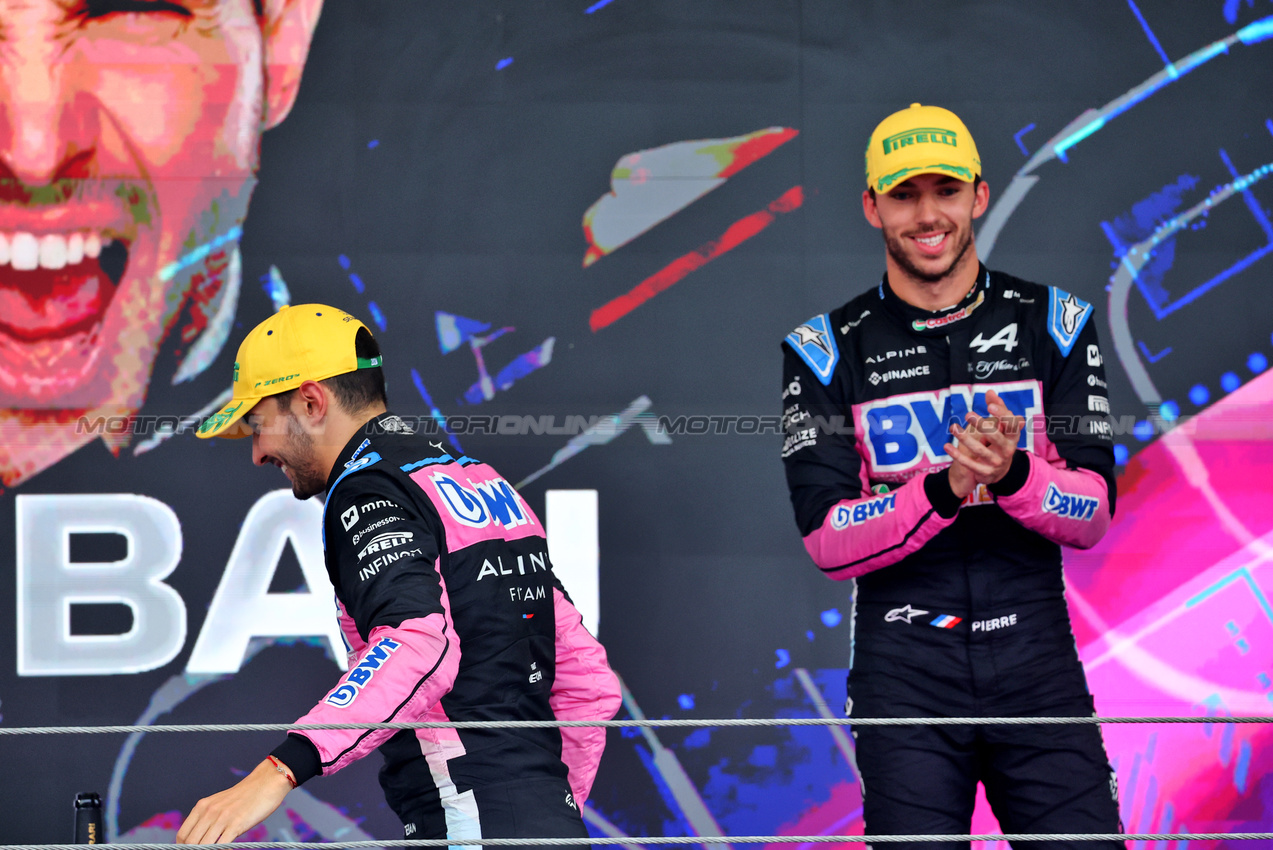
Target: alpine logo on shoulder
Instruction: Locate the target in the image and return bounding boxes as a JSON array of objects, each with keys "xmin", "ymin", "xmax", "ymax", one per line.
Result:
[
  {"xmin": 1046, "ymin": 287, "xmax": 1092, "ymax": 357},
  {"xmin": 786, "ymin": 314, "xmax": 839, "ymax": 386}
]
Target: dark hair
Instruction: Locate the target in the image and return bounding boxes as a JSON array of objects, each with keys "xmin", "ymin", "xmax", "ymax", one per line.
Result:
[
  {"xmin": 273, "ymin": 327, "xmax": 387, "ymax": 414},
  {"xmin": 867, "ymin": 174, "xmax": 982, "ymax": 201}
]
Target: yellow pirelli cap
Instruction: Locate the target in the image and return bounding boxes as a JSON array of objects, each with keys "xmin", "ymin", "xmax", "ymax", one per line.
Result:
[
  {"xmin": 196, "ymin": 304, "xmax": 382, "ymax": 439},
  {"xmin": 865, "ymin": 103, "xmax": 981, "ymax": 194}
]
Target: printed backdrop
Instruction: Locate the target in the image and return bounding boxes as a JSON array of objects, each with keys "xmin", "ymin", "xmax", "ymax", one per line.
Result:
[{"xmin": 1, "ymin": 0, "xmax": 1271, "ymax": 843}]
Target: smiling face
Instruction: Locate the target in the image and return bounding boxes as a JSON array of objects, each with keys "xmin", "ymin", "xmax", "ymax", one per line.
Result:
[
  {"xmin": 248, "ymin": 394, "xmax": 328, "ymax": 500},
  {"xmin": 0, "ymin": 0, "xmax": 320, "ymax": 485},
  {"xmin": 0, "ymin": 0, "xmax": 277, "ymax": 408},
  {"xmin": 863, "ymin": 172, "xmax": 990, "ymax": 289}
]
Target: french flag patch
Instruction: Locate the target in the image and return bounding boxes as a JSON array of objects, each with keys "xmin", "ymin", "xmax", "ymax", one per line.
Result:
[{"xmin": 930, "ymin": 615, "xmax": 962, "ymax": 629}]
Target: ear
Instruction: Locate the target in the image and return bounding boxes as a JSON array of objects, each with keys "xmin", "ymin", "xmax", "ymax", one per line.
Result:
[
  {"xmin": 862, "ymin": 188, "xmax": 883, "ymax": 230},
  {"xmin": 293, "ymin": 379, "xmax": 329, "ymax": 426},
  {"xmin": 971, "ymin": 179, "xmax": 990, "ymax": 220},
  {"xmin": 260, "ymin": 0, "xmax": 324, "ymax": 130}
]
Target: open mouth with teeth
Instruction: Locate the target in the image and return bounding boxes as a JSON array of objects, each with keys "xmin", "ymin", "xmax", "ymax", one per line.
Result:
[
  {"xmin": 0, "ymin": 232, "xmax": 128, "ymax": 341},
  {"xmin": 912, "ymin": 231, "xmax": 948, "ymax": 252}
]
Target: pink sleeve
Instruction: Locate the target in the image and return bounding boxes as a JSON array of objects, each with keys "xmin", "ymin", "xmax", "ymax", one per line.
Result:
[
  {"xmin": 293, "ymin": 611, "xmax": 460, "ymax": 776},
  {"xmin": 993, "ymin": 451, "xmax": 1111, "ymax": 549},
  {"xmin": 549, "ymin": 587, "xmax": 621, "ymax": 806},
  {"xmin": 803, "ymin": 473, "xmax": 959, "ymax": 580}
]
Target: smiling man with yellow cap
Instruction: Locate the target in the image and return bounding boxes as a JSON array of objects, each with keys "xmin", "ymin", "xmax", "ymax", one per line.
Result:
[
  {"xmin": 178, "ymin": 305, "xmax": 621, "ymax": 845},
  {"xmin": 780, "ymin": 105, "xmax": 1123, "ymax": 846}
]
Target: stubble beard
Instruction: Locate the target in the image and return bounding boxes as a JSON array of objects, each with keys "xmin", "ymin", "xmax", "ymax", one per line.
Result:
[
  {"xmin": 282, "ymin": 416, "xmax": 328, "ymax": 501},
  {"xmin": 885, "ymin": 222, "xmax": 975, "ymax": 285}
]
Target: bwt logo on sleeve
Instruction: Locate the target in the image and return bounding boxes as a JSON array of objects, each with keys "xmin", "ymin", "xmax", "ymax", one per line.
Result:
[
  {"xmin": 324, "ymin": 637, "xmax": 402, "ymax": 708},
  {"xmin": 855, "ymin": 381, "xmax": 1042, "ymax": 474},
  {"xmin": 429, "ymin": 472, "xmax": 533, "ymax": 531},
  {"xmin": 830, "ymin": 493, "xmax": 897, "ymax": 529},
  {"xmin": 1041, "ymin": 483, "xmax": 1098, "ymax": 521}
]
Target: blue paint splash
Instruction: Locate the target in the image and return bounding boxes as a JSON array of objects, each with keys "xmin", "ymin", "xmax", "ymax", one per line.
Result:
[
  {"xmin": 368, "ymin": 301, "xmax": 386, "ymax": 331},
  {"xmin": 158, "ymin": 225, "xmax": 242, "ymax": 282},
  {"xmin": 1013, "ymin": 122, "xmax": 1037, "ymax": 157},
  {"xmin": 411, "ymin": 369, "xmax": 463, "ymax": 452},
  {"xmin": 1101, "ymin": 174, "xmax": 1199, "ymax": 313},
  {"xmin": 690, "ymin": 670, "xmax": 856, "ymax": 837},
  {"xmin": 260, "ymin": 265, "xmax": 291, "ymax": 311},
  {"xmin": 1127, "ymin": 0, "xmax": 1174, "ymax": 69}
]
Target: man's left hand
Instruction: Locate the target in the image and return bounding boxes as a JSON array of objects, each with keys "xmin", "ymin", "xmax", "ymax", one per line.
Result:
[
  {"xmin": 176, "ymin": 758, "xmax": 294, "ymax": 844},
  {"xmin": 946, "ymin": 390, "xmax": 1023, "ymax": 486}
]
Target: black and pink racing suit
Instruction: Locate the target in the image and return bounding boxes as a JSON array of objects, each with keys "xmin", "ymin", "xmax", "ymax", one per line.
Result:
[
  {"xmin": 782, "ymin": 267, "xmax": 1123, "ymax": 846},
  {"xmin": 270, "ymin": 414, "xmax": 621, "ymax": 845}
]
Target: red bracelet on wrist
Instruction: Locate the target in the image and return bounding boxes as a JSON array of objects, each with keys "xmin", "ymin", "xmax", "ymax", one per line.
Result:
[{"xmin": 267, "ymin": 755, "xmax": 297, "ymax": 789}]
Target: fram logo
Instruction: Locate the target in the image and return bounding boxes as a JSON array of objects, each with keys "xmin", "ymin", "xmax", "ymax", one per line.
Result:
[
  {"xmin": 324, "ymin": 637, "xmax": 402, "ymax": 708},
  {"xmin": 830, "ymin": 494, "xmax": 897, "ymax": 529},
  {"xmin": 1042, "ymin": 483, "xmax": 1099, "ymax": 521},
  {"xmin": 855, "ymin": 381, "xmax": 1042, "ymax": 474},
  {"xmin": 429, "ymin": 472, "xmax": 533, "ymax": 530}
]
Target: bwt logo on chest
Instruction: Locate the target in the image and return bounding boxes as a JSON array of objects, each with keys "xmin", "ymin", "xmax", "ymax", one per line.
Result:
[{"xmin": 855, "ymin": 382, "xmax": 1042, "ymax": 473}]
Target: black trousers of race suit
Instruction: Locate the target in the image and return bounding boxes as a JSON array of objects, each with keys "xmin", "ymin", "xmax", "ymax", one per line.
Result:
[
  {"xmin": 848, "ymin": 610, "xmax": 1125, "ymax": 850},
  {"xmin": 396, "ymin": 777, "xmax": 590, "ymax": 850}
]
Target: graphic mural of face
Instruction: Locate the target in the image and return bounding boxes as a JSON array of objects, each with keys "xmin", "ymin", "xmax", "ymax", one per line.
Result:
[{"xmin": 0, "ymin": 0, "xmax": 322, "ymax": 486}]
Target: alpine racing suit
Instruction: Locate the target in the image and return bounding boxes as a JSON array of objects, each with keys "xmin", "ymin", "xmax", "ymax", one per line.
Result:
[
  {"xmin": 781, "ymin": 267, "xmax": 1123, "ymax": 847},
  {"xmin": 268, "ymin": 413, "xmax": 622, "ymax": 844}
]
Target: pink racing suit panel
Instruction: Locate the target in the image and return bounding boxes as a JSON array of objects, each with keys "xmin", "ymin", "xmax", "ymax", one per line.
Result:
[
  {"xmin": 548, "ymin": 587, "xmax": 622, "ymax": 804},
  {"xmin": 801, "ymin": 472, "xmax": 958, "ymax": 580},
  {"xmin": 409, "ymin": 463, "xmax": 545, "ymax": 550},
  {"xmin": 293, "ymin": 609, "xmax": 460, "ymax": 776},
  {"xmin": 993, "ymin": 450, "xmax": 1111, "ymax": 549}
]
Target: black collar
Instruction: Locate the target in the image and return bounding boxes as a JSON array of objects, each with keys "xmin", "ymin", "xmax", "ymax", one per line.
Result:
[
  {"xmin": 877, "ymin": 265, "xmax": 991, "ymax": 337},
  {"xmin": 323, "ymin": 411, "xmax": 403, "ymax": 492}
]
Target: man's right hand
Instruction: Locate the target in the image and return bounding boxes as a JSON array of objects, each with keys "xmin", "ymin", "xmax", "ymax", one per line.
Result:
[
  {"xmin": 176, "ymin": 758, "xmax": 294, "ymax": 844},
  {"xmin": 945, "ymin": 453, "xmax": 979, "ymax": 499}
]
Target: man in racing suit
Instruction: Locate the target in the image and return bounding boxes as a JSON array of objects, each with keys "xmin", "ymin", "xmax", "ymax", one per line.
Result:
[
  {"xmin": 178, "ymin": 304, "xmax": 622, "ymax": 845},
  {"xmin": 781, "ymin": 104, "xmax": 1123, "ymax": 846}
]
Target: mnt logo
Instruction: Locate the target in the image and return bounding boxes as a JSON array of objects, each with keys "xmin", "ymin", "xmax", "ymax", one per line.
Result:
[{"xmin": 325, "ymin": 637, "xmax": 402, "ymax": 708}]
